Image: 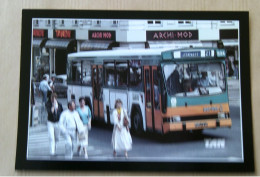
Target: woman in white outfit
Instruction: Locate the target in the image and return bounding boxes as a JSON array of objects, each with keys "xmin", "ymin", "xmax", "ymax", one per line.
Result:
[{"xmin": 111, "ymin": 99, "xmax": 132, "ymax": 158}]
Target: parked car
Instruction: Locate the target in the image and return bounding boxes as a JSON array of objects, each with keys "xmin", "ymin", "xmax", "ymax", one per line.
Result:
[{"xmin": 53, "ymin": 75, "xmax": 67, "ymax": 97}]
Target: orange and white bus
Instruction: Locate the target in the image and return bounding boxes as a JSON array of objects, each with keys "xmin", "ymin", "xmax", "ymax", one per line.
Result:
[{"xmin": 67, "ymin": 48, "xmax": 231, "ymax": 134}]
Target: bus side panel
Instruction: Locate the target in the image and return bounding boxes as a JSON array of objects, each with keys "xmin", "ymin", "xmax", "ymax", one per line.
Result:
[
  {"xmin": 67, "ymin": 85, "xmax": 73, "ymax": 102},
  {"xmin": 99, "ymin": 101, "xmax": 104, "ymax": 119},
  {"xmin": 72, "ymin": 85, "xmax": 82, "ymax": 107},
  {"xmin": 128, "ymin": 91, "xmax": 146, "ymax": 131},
  {"xmin": 154, "ymin": 94, "xmax": 162, "ymax": 131}
]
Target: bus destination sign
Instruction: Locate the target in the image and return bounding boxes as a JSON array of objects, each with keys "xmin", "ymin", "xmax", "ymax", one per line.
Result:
[
  {"xmin": 173, "ymin": 50, "xmax": 214, "ymax": 59},
  {"xmin": 146, "ymin": 30, "xmax": 198, "ymax": 41}
]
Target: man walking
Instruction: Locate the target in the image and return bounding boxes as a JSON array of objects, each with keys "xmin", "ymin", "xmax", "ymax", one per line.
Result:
[
  {"xmin": 39, "ymin": 74, "xmax": 52, "ymax": 124},
  {"xmin": 59, "ymin": 101, "xmax": 84, "ymax": 159}
]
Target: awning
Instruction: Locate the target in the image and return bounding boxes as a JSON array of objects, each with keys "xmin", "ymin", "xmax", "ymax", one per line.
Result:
[
  {"xmin": 45, "ymin": 39, "xmax": 74, "ymax": 49},
  {"xmin": 80, "ymin": 41, "xmax": 112, "ymax": 51},
  {"xmin": 32, "ymin": 38, "xmax": 46, "ymax": 48}
]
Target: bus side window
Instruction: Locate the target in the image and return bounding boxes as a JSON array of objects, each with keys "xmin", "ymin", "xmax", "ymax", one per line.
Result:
[
  {"xmin": 98, "ymin": 67, "xmax": 103, "ymax": 100},
  {"xmin": 72, "ymin": 61, "xmax": 81, "ymax": 84},
  {"xmin": 145, "ymin": 69, "xmax": 151, "ymax": 108},
  {"xmin": 116, "ymin": 63, "xmax": 128, "ymax": 87},
  {"xmin": 129, "ymin": 67, "xmax": 142, "ymax": 88},
  {"xmin": 82, "ymin": 61, "xmax": 91, "ymax": 85},
  {"xmin": 104, "ymin": 63, "xmax": 115, "ymax": 87},
  {"xmin": 93, "ymin": 68, "xmax": 98, "ymax": 99},
  {"xmin": 153, "ymin": 70, "xmax": 160, "ymax": 110}
]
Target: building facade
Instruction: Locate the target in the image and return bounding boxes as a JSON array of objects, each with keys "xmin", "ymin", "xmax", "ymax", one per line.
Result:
[{"xmin": 32, "ymin": 18, "xmax": 239, "ymax": 81}]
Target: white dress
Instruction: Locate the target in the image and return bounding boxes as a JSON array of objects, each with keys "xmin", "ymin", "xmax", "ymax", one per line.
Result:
[{"xmin": 111, "ymin": 108, "xmax": 132, "ymax": 152}]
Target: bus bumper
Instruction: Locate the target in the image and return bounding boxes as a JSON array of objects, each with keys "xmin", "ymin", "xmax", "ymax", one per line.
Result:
[{"xmin": 163, "ymin": 118, "xmax": 232, "ymax": 134}]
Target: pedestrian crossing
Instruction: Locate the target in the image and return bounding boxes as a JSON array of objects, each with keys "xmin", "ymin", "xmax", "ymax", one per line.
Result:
[{"xmin": 27, "ymin": 128, "xmax": 108, "ymax": 160}]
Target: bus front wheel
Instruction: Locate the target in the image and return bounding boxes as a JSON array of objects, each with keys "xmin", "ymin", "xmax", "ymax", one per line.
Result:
[{"xmin": 132, "ymin": 112, "xmax": 143, "ymax": 134}]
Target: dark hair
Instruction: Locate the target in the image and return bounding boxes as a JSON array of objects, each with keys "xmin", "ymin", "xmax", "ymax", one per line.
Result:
[
  {"xmin": 68, "ymin": 100, "xmax": 75, "ymax": 109},
  {"xmin": 51, "ymin": 92, "xmax": 57, "ymax": 99},
  {"xmin": 79, "ymin": 97, "xmax": 85, "ymax": 103},
  {"xmin": 114, "ymin": 99, "xmax": 123, "ymax": 109},
  {"xmin": 47, "ymin": 90, "xmax": 52, "ymax": 100}
]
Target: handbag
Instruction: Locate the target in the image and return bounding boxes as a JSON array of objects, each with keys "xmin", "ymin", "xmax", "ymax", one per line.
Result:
[
  {"xmin": 78, "ymin": 132, "xmax": 86, "ymax": 141},
  {"xmin": 123, "ymin": 110, "xmax": 129, "ymax": 127},
  {"xmin": 74, "ymin": 115, "xmax": 85, "ymax": 141}
]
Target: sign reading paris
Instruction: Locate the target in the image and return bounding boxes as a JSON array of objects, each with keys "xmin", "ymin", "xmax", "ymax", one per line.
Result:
[{"xmin": 146, "ymin": 30, "xmax": 198, "ymax": 41}]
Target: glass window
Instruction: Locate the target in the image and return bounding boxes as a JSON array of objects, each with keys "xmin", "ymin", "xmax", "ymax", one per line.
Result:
[
  {"xmin": 82, "ymin": 61, "xmax": 92, "ymax": 85},
  {"xmin": 129, "ymin": 67, "xmax": 142, "ymax": 88},
  {"xmin": 69, "ymin": 61, "xmax": 81, "ymax": 84},
  {"xmin": 153, "ymin": 70, "xmax": 160, "ymax": 110},
  {"xmin": 163, "ymin": 62, "xmax": 226, "ymax": 97},
  {"xmin": 67, "ymin": 60, "xmax": 72, "ymax": 82},
  {"xmin": 145, "ymin": 69, "xmax": 151, "ymax": 108},
  {"xmin": 116, "ymin": 63, "xmax": 128, "ymax": 87},
  {"xmin": 93, "ymin": 67, "xmax": 98, "ymax": 99},
  {"xmin": 104, "ymin": 63, "xmax": 115, "ymax": 87}
]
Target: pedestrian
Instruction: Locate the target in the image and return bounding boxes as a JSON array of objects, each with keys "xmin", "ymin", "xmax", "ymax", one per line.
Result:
[
  {"xmin": 39, "ymin": 74, "xmax": 52, "ymax": 124},
  {"xmin": 59, "ymin": 101, "xmax": 85, "ymax": 159},
  {"xmin": 39, "ymin": 74, "xmax": 52, "ymax": 104},
  {"xmin": 45, "ymin": 93, "xmax": 63, "ymax": 156},
  {"xmin": 111, "ymin": 99, "xmax": 132, "ymax": 158},
  {"xmin": 49, "ymin": 75, "xmax": 56, "ymax": 91},
  {"xmin": 76, "ymin": 97, "xmax": 92, "ymax": 159}
]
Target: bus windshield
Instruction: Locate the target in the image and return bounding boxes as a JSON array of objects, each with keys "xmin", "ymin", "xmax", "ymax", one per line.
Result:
[{"xmin": 163, "ymin": 62, "xmax": 226, "ymax": 97}]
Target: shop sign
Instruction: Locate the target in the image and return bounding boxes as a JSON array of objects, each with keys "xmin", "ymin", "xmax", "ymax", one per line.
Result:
[
  {"xmin": 89, "ymin": 30, "xmax": 115, "ymax": 40},
  {"xmin": 54, "ymin": 30, "xmax": 75, "ymax": 39},
  {"xmin": 33, "ymin": 29, "xmax": 47, "ymax": 38},
  {"xmin": 146, "ymin": 30, "xmax": 198, "ymax": 41}
]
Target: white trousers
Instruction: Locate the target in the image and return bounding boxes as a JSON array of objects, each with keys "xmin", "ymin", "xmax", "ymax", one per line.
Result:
[
  {"xmin": 63, "ymin": 129, "xmax": 77, "ymax": 159},
  {"xmin": 47, "ymin": 121, "xmax": 60, "ymax": 155}
]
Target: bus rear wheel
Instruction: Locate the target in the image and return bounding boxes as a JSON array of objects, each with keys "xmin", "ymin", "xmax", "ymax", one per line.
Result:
[{"xmin": 132, "ymin": 112, "xmax": 143, "ymax": 134}]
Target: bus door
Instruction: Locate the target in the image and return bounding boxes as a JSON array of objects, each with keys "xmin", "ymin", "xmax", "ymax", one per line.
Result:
[
  {"xmin": 92, "ymin": 65, "xmax": 104, "ymax": 119},
  {"xmin": 144, "ymin": 66, "xmax": 153, "ymax": 130},
  {"xmin": 151, "ymin": 67, "xmax": 162, "ymax": 132}
]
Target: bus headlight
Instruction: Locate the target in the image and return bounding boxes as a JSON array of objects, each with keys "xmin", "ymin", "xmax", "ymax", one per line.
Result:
[
  {"xmin": 171, "ymin": 116, "xmax": 181, "ymax": 122},
  {"xmin": 171, "ymin": 97, "xmax": 177, "ymax": 107},
  {"xmin": 218, "ymin": 112, "xmax": 225, "ymax": 119}
]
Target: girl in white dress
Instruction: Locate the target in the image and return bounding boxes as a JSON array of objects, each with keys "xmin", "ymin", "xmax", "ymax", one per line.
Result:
[{"xmin": 111, "ymin": 99, "xmax": 132, "ymax": 158}]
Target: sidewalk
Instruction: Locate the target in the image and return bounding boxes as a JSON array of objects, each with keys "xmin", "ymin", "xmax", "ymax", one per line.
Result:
[{"xmin": 29, "ymin": 124, "xmax": 48, "ymax": 134}]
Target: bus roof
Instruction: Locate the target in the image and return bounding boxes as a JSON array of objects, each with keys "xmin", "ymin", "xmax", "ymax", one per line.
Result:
[{"xmin": 68, "ymin": 48, "xmax": 166, "ymax": 59}]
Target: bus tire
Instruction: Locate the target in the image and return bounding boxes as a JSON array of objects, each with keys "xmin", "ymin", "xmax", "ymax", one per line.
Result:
[{"xmin": 132, "ymin": 110, "xmax": 143, "ymax": 134}]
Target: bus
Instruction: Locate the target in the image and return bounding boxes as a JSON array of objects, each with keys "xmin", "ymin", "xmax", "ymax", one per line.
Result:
[{"xmin": 67, "ymin": 48, "xmax": 232, "ymax": 134}]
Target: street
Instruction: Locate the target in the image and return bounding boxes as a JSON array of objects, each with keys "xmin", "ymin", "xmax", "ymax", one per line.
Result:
[{"xmin": 27, "ymin": 79, "xmax": 243, "ymax": 162}]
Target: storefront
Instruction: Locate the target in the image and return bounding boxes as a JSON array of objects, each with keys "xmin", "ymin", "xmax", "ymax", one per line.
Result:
[
  {"xmin": 32, "ymin": 29, "xmax": 48, "ymax": 82},
  {"xmin": 79, "ymin": 30, "xmax": 119, "ymax": 51},
  {"xmin": 45, "ymin": 30, "xmax": 77, "ymax": 75},
  {"xmin": 146, "ymin": 30, "xmax": 204, "ymax": 49}
]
